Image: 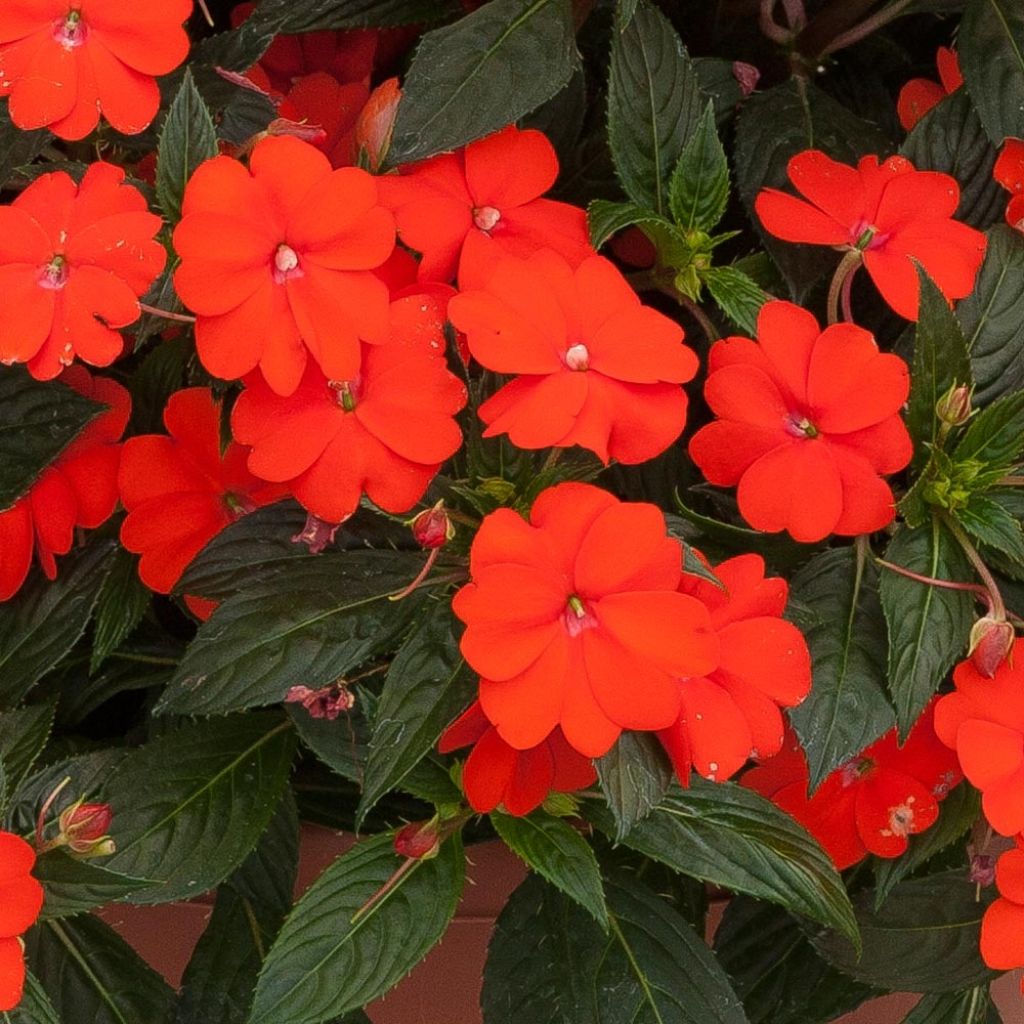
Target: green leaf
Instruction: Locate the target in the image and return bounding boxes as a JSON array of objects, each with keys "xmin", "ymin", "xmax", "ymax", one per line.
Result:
[
  {"xmin": 714, "ymin": 897, "xmax": 876, "ymax": 1024},
  {"xmin": 907, "ymin": 267, "xmax": 974, "ymax": 459},
  {"xmin": 901, "ymin": 90, "xmax": 1003, "ymax": 229},
  {"xmin": 607, "ymin": 1, "xmax": 703, "ymax": 214},
  {"xmin": 879, "ymin": 520, "xmax": 974, "ymax": 735},
  {"xmin": 588, "ymin": 780, "xmax": 858, "ymax": 945},
  {"xmin": 157, "ymin": 68, "xmax": 218, "ymax": 223},
  {"xmin": 811, "ymin": 870, "xmax": 997, "ymax": 993},
  {"xmin": 960, "ymin": 491, "xmax": 1024, "ymax": 565},
  {"xmin": 191, "ymin": 7, "xmax": 292, "ymax": 73},
  {"xmin": 788, "ymin": 548, "xmax": 894, "ymax": 789},
  {"xmin": 616, "ymin": 0, "xmax": 640, "ymax": 29},
  {"xmin": 266, "ymin": 0, "xmax": 460, "ymax": 30},
  {"xmin": 900, "ymin": 988, "xmax": 997, "ymax": 1023},
  {"xmin": 586, "ymin": 198, "xmax": 670, "ymax": 250},
  {"xmin": 482, "ymin": 871, "xmax": 749, "ymax": 1023},
  {"xmin": 491, "ymin": 810, "xmax": 608, "ymax": 928},
  {"xmin": 33, "ymin": 851, "xmax": 154, "ymax": 919},
  {"xmin": 98, "ymin": 714, "xmax": 296, "ymax": 903},
  {"xmin": 0, "ymin": 106, "xmax": 49, "ymax": 191},
  {"xmin": 872, "ymin": 784, "xmax": 980, "ymax": 908},
  {"xmin": 90, "ymin": 547, "xmax": 151, "ymax": 672},
  {"xmin": 157, "ymin": 551, "xmax": 424, "ymax": 715},
  {"xmin": 387, "ymin": 0, "xmax": 577, "ymax": 165},
  {"xmin": 669, "ymin": 102, "xmax": 729, "ymax": 232},
  {"xmin": 959, "ymin": 0, "xmax": 1024, "ymax": 143},
  {"xmin": 959, "ymin": 225, "xmax": 1024, "ymax": 404},
  {"xmin": 0, "ymin": 971, "xmax": 60, "ymax": 1024},
  {"xmin": 596, "ymin": 731, "xmax": 671, "ymax": 841},
  {"xmin": 734, "ymin": 79, "xmax": 888, "ymax": 300},
  {"xmin": 176, "ymin": 792, "xmax": 300, "ymax": 1024},
  {"xmin": 25, "ymin": 916, "xmax": 176, "ymax": 1024},
  {"xmin": 693, "ymin": 57, "xmax": 747, "ymax": 125},
  {"xmin": 358, "ymin": 608, "xmax": 475, "ymax": 825},
  {"xmin": 0, "ymin": 539, "xmax": 116, "ymax": 708},
  {"xmin": 0, "ymin": 367, "xmax": 105, "ymax": 509},
  {"xmin": 702, "ymin": 265, "xmax": 769, "ymax": 334},
  {"xmin": 0, "ymin": 702, "xmax": 54, "ymax": 809},
  {"xmin": 953, "ymin": 390, "xmax": 1024, "ymax": 470},
  {"xmin": 248, "ymin": 832, "xmax": 465, "ymax": 1024}
]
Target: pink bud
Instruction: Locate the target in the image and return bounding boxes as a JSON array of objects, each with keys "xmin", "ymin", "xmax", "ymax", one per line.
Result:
[
  {"xmin": 394, "ymin": 820, "xmax": 441, "ymax": 860},
  {"xmin": 968, "ymin": 616, "xmax": 1015, "ymax": 678},
  {"xmin": 410, "ymin": 502, "xmax": 454, "ymax": 550},
  {"xmin": 57, "ymin": 801, "xmax": 115, "ymax": 856}
]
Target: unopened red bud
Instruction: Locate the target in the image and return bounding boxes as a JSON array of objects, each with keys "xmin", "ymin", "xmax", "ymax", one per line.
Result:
[
  {"xmin": 936, "ymin": 384, "xmax": 972, "ymax": 427},
  {"xmin": 57, "ymin": 800, "xmax": 115, "ymax": 856},
  {"xmin": 394, "ymin": 820, "xmax": 441, "ymax": 860},
  {"xmin": 411, "ymin": 502, "xmax": 454, "ymax": 550},
  {"xmin": 355, "ymin": 77, "xmax": 401, "ymax": 172},
  {"xmin": 969, "ymin": 616, "xmax": 1015, "ymax": 678}
]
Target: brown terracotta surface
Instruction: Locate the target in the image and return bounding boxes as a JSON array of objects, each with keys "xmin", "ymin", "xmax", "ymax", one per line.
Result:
[{"xmin": 99, "ymin": 825, "xmax": 1024, "ymax": 1023}]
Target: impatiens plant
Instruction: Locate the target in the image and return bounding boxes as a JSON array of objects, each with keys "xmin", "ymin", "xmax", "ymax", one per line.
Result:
[{"xmin": 3, "ymin": 0, "xmax": 1024, "ymax": 1022}]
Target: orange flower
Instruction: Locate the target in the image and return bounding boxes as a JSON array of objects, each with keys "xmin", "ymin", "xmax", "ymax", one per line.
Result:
[
  {"xmin": 378, "ymin": 125, "xmax": 592, "ymax": 285},
  {"xmin": 453, "ymin": 482, "xmax": 719, "ymax": 759},
  {"xmin": 231, "ymin": 294, "xmax": 466, "ymax": 524},
  {"xmin": 172, "ymin": 135, "xmax": 396, "ymax": 397},
  {"xmin": 440, "ymin": 701, "xmax": 596, "ymax": 816},
  {"xmin": 994, "ymin": 139, "xmax": 1024, "ymax": 234},
  {"xmin": 0, "ymin": 831, "xmax": 44, "ymax": 1013},
  {"xmin": 0, "ymin": 0, "xmax": 191, "ymax": 140},
  {"xmin": 755, "ymin": 150, "xmax": 987, "ymax": 319},
  {"xmin": 981, "ymin": 843, "xmax": 1024, "ymax": 972},
  {"xmin": 448, "ymin": 250, "xmax": 698, "ymax": 464},
  {"xmin": 0, "ymin": 366, "xmax": 128, "ymax": 601},
  {"xmin": 744, "ymin": 702, "xmax": 962, "ymax": 870},
  {"xmin": 118, "ymin": 387, "xmax": 287, "ymax": 597},
  {"xmin": 688, "ymin": 300, "xmax": 912, "ymax": 542},
  {"xmin": 934, "ymin": 639, "xmax": 1024, "ymax": 836},
  {"xmin": 0, "ymin": 162, "xmax": 166, "ymax": 380},
  {"xmin": 896, "ymin": 47, "xmax": 962, "ymax": 132},
  {"xmin": 657, "ymin": 553, "xmax": 811, "ymax": 785}
]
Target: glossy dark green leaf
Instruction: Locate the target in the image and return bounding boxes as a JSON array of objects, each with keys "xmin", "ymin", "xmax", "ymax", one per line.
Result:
[
  {"xmin": 90, "ymin": 547, "xmax": 151, "ymax": 672},
  {"xmin": 788, "ymin": 548, "xmax": 894, "ymax": 789},
  {"xmin": 387, "ymin": 0, "xmax": 576, "ymax": 165},
  {"xmin": 586, "ymin": 199, "xmax": 670, "ymax": 249},
  {"xmin": 959, "ymin": 226, "xmax": 1024, "ymax": 404},
  {"xmin": 491, "ymin": 810, "xmax": 607, "ymax": 928},
  {"xmin": 595, "ymin": 731, "xmax": 671, "ymax": 840},
  {"xmin": 811, "ymin": 871, "xmax": 997, "ymax": 993},
  {"xmin": 248, "ymin": 833, "xmax": 465, "ymax": 1024},
  {"xmin": 901, "ymin": 988, "xmax": 997, "ymax": 1023},
  {"xmin": 358, "ymin": 608, "xmax": 474, "ymax": 824},
  {"xmin": 959, "ymin": 0, "xmax": 1024, "ymax": 143},
  {"xmin": 879, "ymin": 520, "xmax": 974, "ymax": 735},
  {"xmin": 98, "ymin": 714, "xmax": 296, "ymax": 903},
  {"xmin": 953, "ymin": 390, "xmax": 1024, "ymax": 469},
  {"xmin": 961, "ymin": 491, "xmax": 1024, "ymax": 565},
  {"xmin": 158, "ymin": 551, "xmax": 425, "ymax": 715},
  {"xmin": 34, "ymin": 851, "xmax": 153, "ymax": 919},
  {"xmin": 669, "ymin": 103, "xmax": 729, "ymax": 232},
  {"xmin": 0, "ymin": 367, "xmax": 105, "ymax": 509},
  {"xmin": 0, "ymin": 106, "xmax": 49, "ymax": 191},
  {"xmin": 0, "ymin": 702, "xmax": 54, "ymax": 808},
  {"xmin": 0, "ymin": 539, "xmax": 116, "ymax": 708},
  {"xmin": 607, "ymin": 1, "xmax": 702, "ymax": 214},
  {"xmin": 156, "ymin": 69, "xmax": 218, "ymax": 223},
  {"xmin": 588, "ymin": 780, "xmax": 858, "ymax": 944},
  {"xmin": 25, "ymin": 916, "xmax": 176, "ymax": 1024}
]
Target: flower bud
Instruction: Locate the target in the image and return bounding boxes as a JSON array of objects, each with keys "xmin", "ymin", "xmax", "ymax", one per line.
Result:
[
  {"xmin": 57, "ymin": 800, "xmax": 115, "ymax": 857},
  {"xmin": 936, "ymin": 384, "xmax": 972, "ymax": 428},
  {"xmin": 410, "ymin": 501, "xmax": 454, "ymax": 550},
  {"xmin": 968, "ymin": 616, "xmax": 1016, "ymax": 678},
  {"xmin": 394, "ymin": 819, "xmax": 441, "ymax": 860},
  {"xmin": 356, "ymin": 77, "xmax": 401, "ymax": 172}
]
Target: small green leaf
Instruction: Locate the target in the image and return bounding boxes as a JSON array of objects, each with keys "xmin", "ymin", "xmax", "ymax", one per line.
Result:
[
  {"xmin": 607, "ymin": 0, "xmax": 703, "ymax": 214},
  {"xmin": 953, "ymin": 390, "xmax": 1024, "ymax": 470},
  {"xmin": 788, "ymin": 548, "xmax": 894, "ymax": 790},
  {"xmin": 907, "ymin": 266, "xmax": 973, "ymax": 460},
  {"xmin": 702, "ymin": 265, "xmax": 769, "ymax": 333},
  {"xmin": 1, "ymin": 971, "xmax": 61, "ymax": 1024},
  {"xmin": 0, "ymin": 702, "xmax": 54, "ymax": 809},
  {"xmin": 358, "ymin": 609, "xmax": 475, "ymax": 824},
  {"xmin": 812, "ymin": 871, "xmax": 997, "ymax": 993},
  {"xmin": 157, "ymin": 68, "xmax": 218, "ymax": 223},
  {"xmin": 879, "ymin": 520, "xmax": 974, "ymax": 735},
  {"xmin": 959, "ymin": 0, "xmax": 1024, "ymax": 143},
  {"xmin": 248, "ymin": 833, "xmax": 465, "ymax": 1024},
  {"xmin": 90, "ymin": 547, "xmax": 151, "ymax": 672},
  {"xmin": 669, "ymin": 102, "xmax": 729, "ymax": 232},
  {"xmin": 387, "ymin": 0, "xmax": 577, "ymax": 165},
  {"xmin": 595, "ymin": 731, "xmax": 671, "ymax": 841},
  {"xmin": 588, "ymin": 780, "xmax": 859, "ymax": 946},
  {"xmin": 960, "ymin": 491, "xmax": 1024, "ymax": 565},
  {"xmin": 0, "ymin": 367, "xmax": 105, "ymax": 510},
  {"xmin": 491, "ymin": 810, "xmax": 607, "ymax": 928},
  {"xmin": 586, "ymin": 198, "xmax": 670, "ymax": 250}
]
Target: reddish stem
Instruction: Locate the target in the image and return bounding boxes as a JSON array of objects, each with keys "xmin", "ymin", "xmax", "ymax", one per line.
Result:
[
  {"xmin": 875, "ymin": 557, "xmax": 992, "ymax": 608},
  {"xmin": 139, "ymin": 302, "xmax": 196, "ymax": 324},
  {"xmin": 389, "ymin": 547, "xmax": 440, "ymax": 602}
]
